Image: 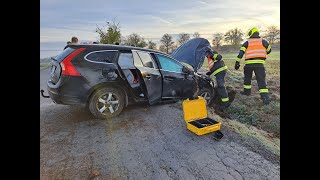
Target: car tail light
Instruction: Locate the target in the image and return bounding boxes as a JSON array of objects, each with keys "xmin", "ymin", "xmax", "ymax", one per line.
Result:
[{"xmin": 61, "ymin": 48, "xmax": 86, "ymax": 76}]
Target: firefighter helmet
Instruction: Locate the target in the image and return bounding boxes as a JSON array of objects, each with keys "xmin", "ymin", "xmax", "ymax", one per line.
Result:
[{"xmin": 247, "ymin": 27, "xmax": 259, "ymax": 38}]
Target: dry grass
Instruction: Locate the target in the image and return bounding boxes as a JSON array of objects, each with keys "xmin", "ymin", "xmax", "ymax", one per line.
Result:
[
  {"xmin": 40, "ymin": 62, "xmax": 51, "ymax": 69},
  {"xmin": 200, "ymin": 50, "xmax": 280, "ymax": 155},
  {"xmin": 209, "ymin": 111, "xmax": 280, "ymax": 156},
  {"xmin": 202, "ymin": 50, "xmax": 280, "ymax": 138}
]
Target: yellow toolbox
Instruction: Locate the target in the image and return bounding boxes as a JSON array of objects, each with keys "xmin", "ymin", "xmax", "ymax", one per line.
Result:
[{"xmin": 182, "ymin": 96, "xmax": 223, "ymax": 138}]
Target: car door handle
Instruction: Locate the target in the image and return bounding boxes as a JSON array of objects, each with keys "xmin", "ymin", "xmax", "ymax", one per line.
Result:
[
  {"xmin": 145, "ymin": 75, "xmax": 151, "ymax": 79},
  {"xmin": 164, "ymin": 76, "xmax": 175, "ymax": 81}
]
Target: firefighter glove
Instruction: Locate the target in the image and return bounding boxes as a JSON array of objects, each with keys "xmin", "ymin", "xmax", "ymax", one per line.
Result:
[{"xmin": 235, "ymin": 62, "xmax": 240, "ymax": 70}]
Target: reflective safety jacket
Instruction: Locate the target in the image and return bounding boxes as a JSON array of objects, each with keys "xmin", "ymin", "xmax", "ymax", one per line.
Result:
[
  {"xmin": 207, "ymin": 52, "xmax": 228, "ymax": 76},
  {"xmin": 246, "ymin": 38, "xmax": 267, "ymax": 59},
  {"xmin": 236, "ymin": 34, "xmax": 271, "ymax": 66}
]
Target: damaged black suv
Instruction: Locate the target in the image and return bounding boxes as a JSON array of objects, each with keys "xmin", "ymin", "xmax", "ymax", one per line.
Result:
[{"xmin": 45, "ymin": 43, "xmax": 214, "ymax": 119}]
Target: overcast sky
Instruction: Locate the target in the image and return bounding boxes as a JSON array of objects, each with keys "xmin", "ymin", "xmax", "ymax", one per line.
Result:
[{"xmin": 40, "ymin": 0, "xmax": 279, "ymax": 56}]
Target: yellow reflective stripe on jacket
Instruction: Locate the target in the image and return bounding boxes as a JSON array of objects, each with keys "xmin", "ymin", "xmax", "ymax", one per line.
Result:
[
  {"xmin": 259, "ymin": 88, "xmax": 269, "ymax": 93},
  {"xmin": 213, "ymin": 66, "xmax": 228, "ymax": 76},
  {"xmin": 245, "ymin": 53, "xmax": 267, "ymax": 59},
  {"xmin": 213, "ymin": 54, "xmax": 218, "ymax": 60},
  {"xmin": 240, "ymin": 46, "xmax": 246, "ymax": 52},
  {"xmin": 246, "ymin": 49, "xmax": 266, "ymax": 53},
  {"xmin": 267, "ymin": 44, "xmax": 271, "ymax": 51},
  {"xmin": 236, "ymin": 58, "xmax": 241, "ymax": 62},
  {"xmin": 221, "ymin": 97, "xmax": 229, "ymax": 102},
  {"xmin": 244, "ymin": 85, "xmax": 252, "ymax": 89},
  {"xmin": 248, "ymin": 38, "xmax": 261, "ymax": 42},
  {"xmin": 245, "ymin": 60, "xmax": 265, "ymax": 64}
]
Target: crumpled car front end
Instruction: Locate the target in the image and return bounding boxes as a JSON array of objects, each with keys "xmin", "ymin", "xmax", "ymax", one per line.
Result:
[{"xmin": 171, "ymin": 38, "xmax": 215, "ymax": 104}]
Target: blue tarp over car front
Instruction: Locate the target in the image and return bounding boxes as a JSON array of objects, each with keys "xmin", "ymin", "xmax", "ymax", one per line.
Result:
[{"xmin": 171, "ymin": 38, "xmax": 212, "ymax": 72}]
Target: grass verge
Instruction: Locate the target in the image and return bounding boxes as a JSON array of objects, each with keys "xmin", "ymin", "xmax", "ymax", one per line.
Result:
[{"xmin": 40, "ymin": 63, "xmax": 51, "ymax": 70}]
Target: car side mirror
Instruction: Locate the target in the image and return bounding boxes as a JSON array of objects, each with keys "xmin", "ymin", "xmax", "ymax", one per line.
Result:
[{"xmin": 182, "ymin": 66, "xmax": 192, "ymax": 74}]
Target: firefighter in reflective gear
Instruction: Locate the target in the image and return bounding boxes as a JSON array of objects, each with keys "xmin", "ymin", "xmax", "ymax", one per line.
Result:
[
  {"xmin": 235, "ymin": 27, "xmax": 272, "ymax": 105},
  {"xmin": 206, "ymin": 50, "xmax": 230, "ymax": 108}
]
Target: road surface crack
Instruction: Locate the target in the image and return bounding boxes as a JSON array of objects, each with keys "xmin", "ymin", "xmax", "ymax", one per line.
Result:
[{"xmin": 212, "ymin": 146, "xmax": 245, "ymax": 180}]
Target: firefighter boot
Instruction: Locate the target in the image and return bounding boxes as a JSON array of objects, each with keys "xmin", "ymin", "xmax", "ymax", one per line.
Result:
[
  {"xmin": 260, "ymin": 93, "xmax": 271, "ymax": 105},
  {"xmin": 220, "ymin": 101, "xmax": 231, "ymax": 109},
  {"xmin": 240, "ymin": 89, "xmax": 251, "ymax": 96}
]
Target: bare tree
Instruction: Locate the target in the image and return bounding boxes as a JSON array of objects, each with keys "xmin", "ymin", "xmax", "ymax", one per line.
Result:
[
  {"xmin": 159, "ymin": 45, "xmax": 166, "ymax": 52},
  {"xmin": 120, "ymin": 35, "xmax": 126, "ymax": 45},
  {"xmin": 263, "ymin": 25, "xmax": 280, "ymax": 44},
  {"xmin": 212, "ymin": 33, "xmax": 223, "ymax": 50},
  {"xmin": 147, "ymin": 40, "xmax": 157, "ymax": 49},
  {"xmin": 193, "ymin": 32, "xmax": 201, "ymax": 38},
  {"xmin": 224, "ymin": 28, "xmax": 244, "ymax": 46},
  {"xmin": 123, "ymin": 33, "xmax": 147, "ymax": 47},
  {"xmin": 96, "ymin": 19, "xmax": 121, "ymax": 44},
  {"xmin": 178, "ymin": 33, "xmax": 190, "ymax": 45},
  {"xmin": 160, "ymin": 34, "xmax": 175, "ymax": 53},
  {"xmin": 171, "ymin": 44, "xmax": 179, "ymax": 52}
]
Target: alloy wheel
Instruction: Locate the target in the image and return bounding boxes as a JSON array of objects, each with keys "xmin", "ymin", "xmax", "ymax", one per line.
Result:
[
  {"xmin": 200, "ymin": 92, "xmax": 211, "ymax": 105},
  {"xmin": 96, "ymin": 92, "xmax": 119, "ymax": 115}
]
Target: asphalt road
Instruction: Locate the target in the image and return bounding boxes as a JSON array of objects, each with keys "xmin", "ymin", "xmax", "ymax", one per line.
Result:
[{"xmin": 40, "ymin": 68, "xmax": 280, "ymax": 180}]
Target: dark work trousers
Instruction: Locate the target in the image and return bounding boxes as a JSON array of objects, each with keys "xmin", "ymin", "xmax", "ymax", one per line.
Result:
[
  {"xmin": 215, "ymin": 70, "xmax": 229, "ymax": 102},
  {"xmin": 243, "ymin": 65, "xmax": 270, "ymax": 100}
]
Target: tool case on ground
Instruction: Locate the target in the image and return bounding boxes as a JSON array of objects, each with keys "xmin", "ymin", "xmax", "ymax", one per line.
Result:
[{"xmin": 182, "ymin": 96, "xmax": 223, "ymax": 139}]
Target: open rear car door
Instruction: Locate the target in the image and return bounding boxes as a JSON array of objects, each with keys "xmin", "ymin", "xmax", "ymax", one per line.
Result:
[{"xmin": 132, "ymin": 50, "xmax": 162, "ymax": 105}]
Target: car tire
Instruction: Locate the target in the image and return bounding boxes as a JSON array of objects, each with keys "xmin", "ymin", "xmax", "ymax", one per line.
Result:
[
  {"xmin": 88, "ymin": 87, "xmax": 125, "ymax": 119},
  {"xmin": 198, "ymin": 88, "xmax": 213, "ymax": 105}
]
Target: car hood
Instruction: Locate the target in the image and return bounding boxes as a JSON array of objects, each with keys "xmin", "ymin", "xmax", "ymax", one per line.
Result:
[{"xmin": 171, "ymin": 38, "xmax": 211, "ymax": 72}]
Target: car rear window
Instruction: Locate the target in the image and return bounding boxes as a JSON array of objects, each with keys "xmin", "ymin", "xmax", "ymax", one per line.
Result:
[
  {"xmin": 85, "ymin": 50, "xmax": 117, "ymax": 63},
  {"xmin": 54, "ymin": 47, "xmax": 76, "ymax": 62}
]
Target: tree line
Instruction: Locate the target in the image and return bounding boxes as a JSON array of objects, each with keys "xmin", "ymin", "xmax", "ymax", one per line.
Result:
[{"xmin": 96, "ymin": 20, "xmax": 280, "ymax": 53}]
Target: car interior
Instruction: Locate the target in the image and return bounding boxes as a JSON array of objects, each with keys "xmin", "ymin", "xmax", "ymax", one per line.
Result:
[{"xmin": 118, "ymin": 52, "xmax": 145, "ymax": 98}]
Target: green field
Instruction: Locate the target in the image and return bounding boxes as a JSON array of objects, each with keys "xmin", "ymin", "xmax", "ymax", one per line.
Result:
[
  {"xmin": 204, "ymin": 50, "xmax": 280, "ymax": 138},
  {"xmin": 40, "ymin": 62, "xmax": 51, "ymax": 69}
]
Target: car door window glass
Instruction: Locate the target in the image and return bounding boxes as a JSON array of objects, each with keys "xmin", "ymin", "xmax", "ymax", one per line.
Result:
[
  {"xmin": 137, "ymin": 51, "xmax": 156, "ymax": 68},
  {"xmin": 85, "ymin": 51, "xmax": 117, "ymax": 63},
  {"xmin": 156, "ymin": 54, "xmax": 183, "ymax": 73},
  {"xmin": 118, "ymin": 53, "xmax": 135, "ymax": 69},
  {"xmin": 132, "ymin": 51, "xmax": 144, "ymax": 67}
]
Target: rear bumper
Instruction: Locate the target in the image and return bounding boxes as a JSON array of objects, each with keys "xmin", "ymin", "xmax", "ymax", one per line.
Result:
[
  {"xmin": 47, "ymin": 87, "xmax": 83, "ymax": 105},
  {"xmin": 47, "ymin": 77, "xmax": 86, "ymax": 105}
]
